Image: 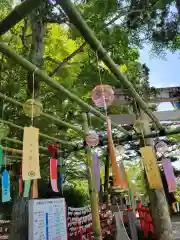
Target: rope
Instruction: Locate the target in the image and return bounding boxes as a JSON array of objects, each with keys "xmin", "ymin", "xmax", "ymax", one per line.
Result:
[{"xmin": 31, "ymin": 68, "xmax": 38, "ymax": 126}]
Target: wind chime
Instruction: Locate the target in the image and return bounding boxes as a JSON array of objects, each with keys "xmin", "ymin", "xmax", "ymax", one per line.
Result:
[
  {"xmin": 92, "ymin": 83, "xmax": 128, "ymax": 190},
  {"xmin": 22, "ymin": 69, "xmax": 42, "ymax": 199},
  {"xmin": 0, "ymin": 99, "xmax": 11, "ymax": 203},
  {"xmin": 48, "ymin": 143, "xmax": 60, "ymax": 193}
]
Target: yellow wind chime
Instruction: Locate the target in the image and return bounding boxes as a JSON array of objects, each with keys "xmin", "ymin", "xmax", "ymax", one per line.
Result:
[
  {"xmin": 133, "ymin": 118, "xmax": 163, "ymax": 189},
  {"xmin": 22, "ymin": 69, "xmax": 43, "ymax": 198}
]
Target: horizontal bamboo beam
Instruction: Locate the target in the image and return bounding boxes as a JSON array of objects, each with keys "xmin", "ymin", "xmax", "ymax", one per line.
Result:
[
  {"xmin": 0, "ymin": 119, "xmax": 77, "ymax": 147},
  {"xmin": 0, "ymin": 43, "xmax": 129, "ymax": 135},
  {"xmin": 0, "ymin": 0, "xmax": 44, "ymax": 36},
  {"xmin": 4, "ymin": 137, "xmax": 48, "ymax": 153},
  {"xmin": 0, "ymin": 92, "xmax": 83, "ymax": 135},
  {"xmin": 113, "ymin": 127, "xmax": 180, "ymax": 143},
  {"xmin": 2, "ymin": 146, "xmax": 22, "ymax": 154},
  {"xmin": 57, "ymin": 0, "xmax": 163, "ymax": 131}
]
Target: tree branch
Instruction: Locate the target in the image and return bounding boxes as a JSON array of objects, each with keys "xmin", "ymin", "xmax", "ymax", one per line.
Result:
[
  {"xmin": 21, "ymin": 18, "xmax": 29, "ymax": 50},
  {"xmin": 44, "ymin": 56, "xmax": 83, "ymax": 65},
  {"xmin": 49, "ymin": 41, "xmax": 86, "ymax": 76}
]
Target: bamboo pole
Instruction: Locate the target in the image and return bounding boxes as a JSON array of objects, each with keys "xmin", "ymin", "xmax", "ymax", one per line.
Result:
[
  {"xmin": 114, "ymin": 127, "xmax": 180, "ymax": 143},
  {"xmin": 2, "ymin": 146, "xmax": 22, "ymax": 154},
  {"xmin": 0, "ymin": 0, "xmax": 44, "ymax": 36},
  {"xmin": 0, "ymin": 92, "xmax": 83, "ymax": 135},
  {"xmin": 82, "ymin": 113, "xmax": 102, "ymax": 240},
  {"xmin": 4, "ymin": 137, "xmax": 48, "ymax": 153},
  {"xmin": 57, "ymin": 0, "xmax": 163, "ymax": 131},
  {"xmin": 0, "ymin": 119, "xmax": 77, "ymax": 147},
  {"xmin": 0, "ymin": 43, "xmax": 129, "ymax": 135}
]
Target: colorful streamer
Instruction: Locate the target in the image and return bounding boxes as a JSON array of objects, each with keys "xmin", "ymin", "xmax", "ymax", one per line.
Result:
[
  {"xmin": 59, "ymin": 162, "xmax": 63, "ymax": 194},
  {"xmin": 32, "ymin": 179, "xmax": 38, "ymax": 199},
  {"xmin": 162, "ymin": 158, "xmax": 176, "ymax": 193},
  {"xmin": 23, "ymin": 180, "xmax": 31, "ymax": 198},
  {"xmin": 140, "ymin": 146, "xmax": 163, "ymax": 189},
  {"xmin": 19, "ymin": 176, "xmax": 23, "ymax": 196},
  {"xmin": 50, "ymin": 158, "xmax": 58, "ymax": 192},
  {"xmin": 2, "ymin": 170, "xmax": 11, "ymax": 202},
  {"xmin": 107, "ymin": 117, "xmax": 124, "ymax": 187},
  {"xmin": 0, "ymin": 146, "xmax": 3, "ymax": 171},
  {"xmin": 92, "ymin": 154, "xmax": 100, "ymax": 192},
  {"xmin": 119, "ymin": 161, "xmax": 129, "ymax": 188}
]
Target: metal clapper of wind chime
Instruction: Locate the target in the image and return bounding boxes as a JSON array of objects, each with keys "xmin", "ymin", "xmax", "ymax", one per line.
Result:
[
  {"xmin": 48, "ymin": 143, "xmax": 59, "ymax": 192},
  {"xmin": 22, "ymin": 69, "xmax": 42, "ymax": 199},
  {"xmin": 0, "ymin": 98, "xmax": 11, "ymax": 202}
]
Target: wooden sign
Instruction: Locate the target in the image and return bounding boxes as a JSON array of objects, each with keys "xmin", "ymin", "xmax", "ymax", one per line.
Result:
[{"xmin": 140, "ymin": 146, "xmax": 163, "ymax": 189}]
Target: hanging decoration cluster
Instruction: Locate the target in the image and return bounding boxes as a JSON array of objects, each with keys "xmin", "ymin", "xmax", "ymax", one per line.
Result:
[{"xmin": 68, "ymin": 206, "xmax": 92, "ymax": 239}]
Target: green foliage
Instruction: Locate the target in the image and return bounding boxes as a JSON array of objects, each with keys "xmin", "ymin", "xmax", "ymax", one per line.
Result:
[
  {"xmin": 125, "ymin": 160, "xmax": 147, "ymax": 196},
  {"xmin": 0, "ymin": 0, "xmax": 160, "ymax": 190}
]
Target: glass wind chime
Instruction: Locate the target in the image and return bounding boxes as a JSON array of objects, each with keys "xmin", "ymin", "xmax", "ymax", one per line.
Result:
[
  {"xmin": 91, "ymin": 82, "xmax": 128, "ymax": 190},
  {"xmin": 21, "ymin": 70, "xmax": 43, "ymax": 199},
  {"xmin": 0, "ymin": 99, "xmax": 12, "ymax": 203},
  {"xmin": 48, "ymin": 143, "xmax": 63, "ymax": 194}
]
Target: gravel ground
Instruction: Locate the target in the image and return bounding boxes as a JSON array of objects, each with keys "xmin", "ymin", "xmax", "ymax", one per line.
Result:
[{"xmin": 172, "ymin": 216, "xmax": 180, "ymax": 240}]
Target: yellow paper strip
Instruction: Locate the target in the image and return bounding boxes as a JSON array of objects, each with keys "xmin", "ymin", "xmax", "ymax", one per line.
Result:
[
  {"xmin": 140, "ymin": 146, "xmax": 163, "ymax": 189},
  {"xmin": 22, "ymin": 127, "xmax": 41, "ymax": 180}
]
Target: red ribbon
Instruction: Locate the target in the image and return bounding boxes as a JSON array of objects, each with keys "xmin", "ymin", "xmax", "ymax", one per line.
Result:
[{"xmin": 50, "ymin": 158, "xmax": 58, "ymax": 192}]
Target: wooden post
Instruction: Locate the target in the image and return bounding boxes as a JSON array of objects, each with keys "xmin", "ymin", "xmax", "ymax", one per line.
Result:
[
  {"xmin": 140, "ymin": 110, "xmax": 173, "ymax": 240},
  {"xmin": 82, "ymin": 113, "xmax": 102, "ymax": 240}
]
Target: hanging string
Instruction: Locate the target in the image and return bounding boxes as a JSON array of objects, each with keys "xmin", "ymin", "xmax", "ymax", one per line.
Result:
[
  {"xmin": 95, "ymin": 52, "xmax": 108, "ymax": 117},
  {"xmin": 31, "ymin": 68, "xmax": 38, "ymax": 127},
  {"xmin": 134, "ymin": 99, "xmax": 146, "ymax": 147}
]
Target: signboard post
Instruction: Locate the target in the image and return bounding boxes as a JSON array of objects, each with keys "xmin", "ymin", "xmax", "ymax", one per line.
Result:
[{"xmin": 28, "ymin": 198, "xmax": 67, "ymax": 240}]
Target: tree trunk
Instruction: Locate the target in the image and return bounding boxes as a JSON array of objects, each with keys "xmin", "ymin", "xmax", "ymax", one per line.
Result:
[
  {"xmin": 9, "ymin": 6, "xmax": 46, "ymax": 240},
  {"xmin": 9, "ymin": 198, "xmax": 29, "ymax": 240},
  {"xmin": 27, "ymin": 4, "xmax": 46, "ymax": 98}
]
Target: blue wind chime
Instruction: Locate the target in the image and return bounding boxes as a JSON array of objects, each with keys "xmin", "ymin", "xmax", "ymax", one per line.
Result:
[{"xmin": 1, "ymin": 149, "xmax": 11, "ymax": 202}]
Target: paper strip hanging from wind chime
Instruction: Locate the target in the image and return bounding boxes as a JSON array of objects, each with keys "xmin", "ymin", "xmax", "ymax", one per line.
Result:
[
  {"xmin": 48, "ymin": 144, "xmax": 59, "ymax": 192},
  {"xmin": 140, "ymin": 146, "xmax": 163, "ymax": 189},
  {"xmin": 19, "ymin": 168, "xmax": 23, "ymax": 197},
  {"xmin": 23, "ymin": 180, "xmax": 31, "ymax": 198},
  {"xmin": 162, "ymin": 158, "xmax": 176, "ymax": 193},
  {"xmin": 59, "ymin": 157, "xmax": 63, "ymax": 194},
  {"xmin": 50, "ymin": 159, "xmax": 58, "ymax": 192},
  {"xmin": 32, "ymin": 179, "xmax": 38, "ymax": 198},
  {"xmin": 92, "ymin": 154, "xmax": 101, "ymax": 192},
  {"xmin": 107, "ymin": 117, "xmax": 125, "ymax": 188},
  {"xmin": 2, "ymin": 170, "xmax": 11, "ymax": 202},
  {"xmin": 22, "ymin": 127, "xmax": 40, "ymax": 180},
  {"xmin": 119, "ymin": 161, "xmax": 129, "ymax": 188}
]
